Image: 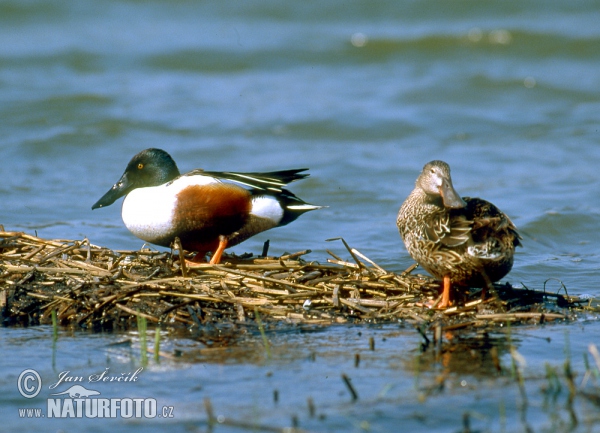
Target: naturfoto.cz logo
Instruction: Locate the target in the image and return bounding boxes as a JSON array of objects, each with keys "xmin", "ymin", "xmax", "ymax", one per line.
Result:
[{"xmin": 17, "ymin": 368, "xmax": 174, "ymax": 419}]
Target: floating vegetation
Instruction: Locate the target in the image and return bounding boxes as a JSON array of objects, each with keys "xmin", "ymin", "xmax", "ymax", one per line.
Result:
[{"xmin": 0, "ymin": 230, "xmax": 597, "ymax": 333}]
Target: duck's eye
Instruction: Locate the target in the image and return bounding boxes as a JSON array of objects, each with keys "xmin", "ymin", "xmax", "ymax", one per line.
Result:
[
  {"xmin": 137, "ymin": 163, "xmax": 144, "ymax": 170},
  {"xmin": 430, "ymin": 169, "xmax": 435, "ymax": 174}
]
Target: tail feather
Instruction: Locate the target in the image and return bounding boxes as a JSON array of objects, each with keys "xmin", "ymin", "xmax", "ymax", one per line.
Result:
[
  {"xmin": 198, "ymin": 168, "xmax": 310, "ymax": 192},
  {"xmin": 259, "ymin": 188, "xmax": 324, "ymax": 226},
  {"xmin": 287, "ymin": 203, "xmax": 324, "ymax": 211}
]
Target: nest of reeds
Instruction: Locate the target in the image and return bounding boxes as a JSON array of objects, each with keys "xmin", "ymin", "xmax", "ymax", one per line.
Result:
[{"xmin": 1, "ymin": 230, "xmax": 596, "ymax": 333}]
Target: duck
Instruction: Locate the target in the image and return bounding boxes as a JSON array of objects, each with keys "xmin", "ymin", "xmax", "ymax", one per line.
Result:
[
  {"xmin": 396, "ymin": 160, "xmax": 521, "ymax": 308},
  {"xmin": 92, "ymin": 148, "xmax": 323, "ymax": 264}
]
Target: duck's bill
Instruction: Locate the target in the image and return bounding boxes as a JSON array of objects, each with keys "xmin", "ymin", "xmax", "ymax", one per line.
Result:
[
  {"xmin": 91, "ymin": 173, "xmax": 131, "ymax": 209},
  {"xmin": 439, "ymin": 179, "xmax": 466, "ymax": 209}
]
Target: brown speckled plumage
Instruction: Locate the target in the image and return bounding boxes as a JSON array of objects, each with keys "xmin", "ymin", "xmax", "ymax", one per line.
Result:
[{"xmin": 397, "ymin": 160, "xmax": 521, "ymax": 307}]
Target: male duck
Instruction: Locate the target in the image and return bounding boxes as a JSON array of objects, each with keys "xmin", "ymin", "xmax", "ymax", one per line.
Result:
[
  {"xmin": 396, "ymin": 160, "xmax": 521, "ymax": 308},
  {"xmin": 92, "ymin": 148, "xmax": 323, "ymax": 264}
]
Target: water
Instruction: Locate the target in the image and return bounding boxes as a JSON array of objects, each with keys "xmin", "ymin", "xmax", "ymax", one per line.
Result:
[{"xmin": 2, "ymin": 0, "xmax": 600, "ymax": 431}]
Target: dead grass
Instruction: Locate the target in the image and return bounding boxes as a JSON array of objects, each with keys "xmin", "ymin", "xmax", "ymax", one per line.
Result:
[{"xmin": 1, "ymin": 230, "xmax": 595, "ymax": 332}]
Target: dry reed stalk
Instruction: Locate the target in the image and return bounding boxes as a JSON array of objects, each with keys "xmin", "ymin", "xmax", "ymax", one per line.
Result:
[{"xmin": 0, "ymin": 230, "xmax": 588, "ymax": 334}]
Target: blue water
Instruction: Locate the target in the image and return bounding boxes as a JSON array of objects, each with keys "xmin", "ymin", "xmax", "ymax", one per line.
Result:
[{"xmin": 2, "ymin": 0, "xmax": 600, "ymax": 431}]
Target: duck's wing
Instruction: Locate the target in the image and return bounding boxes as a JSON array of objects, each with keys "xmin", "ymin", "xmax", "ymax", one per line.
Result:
[
  {"xmin": 465, "ymin": 197, "xmax": 522, "ymax": 248},
  {"xmin": 186, "ymin": 168, "xmax": 310, "ymax": 192},
  {"xmin": 424, "ymin": 210, "xmax": 472, "ymax": 248}
]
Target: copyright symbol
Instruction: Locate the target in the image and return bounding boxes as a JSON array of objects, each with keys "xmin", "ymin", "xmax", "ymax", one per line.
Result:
[{"xmin": 18, "ymin": 369, "xmax": 42, "ymax": 398}]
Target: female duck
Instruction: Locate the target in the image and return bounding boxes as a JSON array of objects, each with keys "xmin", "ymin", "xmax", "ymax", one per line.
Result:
[{"xmin": 397, "ymin": 160, "xmax": 521, "ymax": 308}]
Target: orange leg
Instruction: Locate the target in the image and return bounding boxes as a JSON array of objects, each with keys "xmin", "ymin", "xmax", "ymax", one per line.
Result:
[
  {"xmin": 439, "ymin": 275, "xmax": 452, "ymax": 308},
  {"xmin": 209, "ymin": 235, "xmax": 228, "ymax": 265}
]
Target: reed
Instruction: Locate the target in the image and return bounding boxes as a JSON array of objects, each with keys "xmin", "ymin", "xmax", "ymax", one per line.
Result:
[
  {"xmin": 51, "ymin": 309, "xmax": 58, "ymax": 341},
  {"xmin": 153, "ymin": 326, "xmax": 161, "ymax": 363},
  {"xmin": 137, "ymin": 315, "xmax": 148, "ymax": 367},
  {"xmin": 341, "ymin": 373, "xmax": 358, "ymax": 401},
  {"xmin": 0, "ymin": 230, "xmax": 593, "ymax": 335},
  {"xmin": 254, "ymin": 306, "xmax": 271, "ymax": 360}
]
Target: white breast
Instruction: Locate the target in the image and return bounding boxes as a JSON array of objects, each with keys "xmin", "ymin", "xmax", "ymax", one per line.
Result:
[{"xmin": 121, "ymin": 175, "xmax": 219, "ymax": 244}]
